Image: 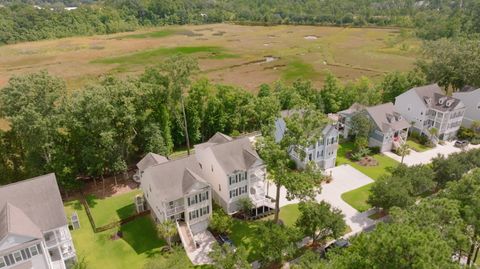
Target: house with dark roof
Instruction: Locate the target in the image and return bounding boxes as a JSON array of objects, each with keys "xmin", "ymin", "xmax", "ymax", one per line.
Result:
[
  {"xmin": 0, "ymin": 174, "xmax": 76, "ymax": 269},
  {"xmin": 338, "ymin": 103, "xmax": 410, "ymax": 152},
  {"xmin": 395, "ymin": 84, "xmax": 465, "ymax": 141},
  {"xmin": 138, "ymin": 132, "xmax": 272, "ymax": 257},
  {"xmin": 453, "ymin": 86, "xmax": 480, "ymax": 128},
  {"xmin": 274, "ymin": 110, "xmax": 339, "ymax": 170}
]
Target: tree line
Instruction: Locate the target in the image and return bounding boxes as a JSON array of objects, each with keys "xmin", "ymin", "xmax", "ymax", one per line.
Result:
[
  {"xmin": 0, "ymin": 55, "xmax": 432, "ymax": 192},
  {"xmin": 2, "ymin": 0, "xmax": 480, "ymax": 44}
]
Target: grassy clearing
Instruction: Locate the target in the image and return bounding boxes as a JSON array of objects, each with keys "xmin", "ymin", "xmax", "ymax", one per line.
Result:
[
  {"xmin": 263, "ymin": 203, "xmax": 300, "ymax": 227},
  {"xmin": 282, "ymin": 59, "xmax": 317, "ymax": 81},
  {"xmin": 336, "ymin": 142, "xmax": 398, "ymax": 180},
  {"xmin": 86, "ymin": 190, "xmax": 142, "ymax": 227},
  {"xmin": 92, "ymin": 46, "xmax": 238, "ymax": 65},
  {"xmin": 406, "ymin": 140, "xmax": 431, "ymax": 152},
  {"xmin": 341, "ymin": 183, "xmax": 373, "ymax": 212},
  {"xmin": 64, "ymin": 200, "xmax": 173, "ymax": 269},
  {"xmin": 230, "ymin": 220, "xmax": 263, "ymax": 262}
]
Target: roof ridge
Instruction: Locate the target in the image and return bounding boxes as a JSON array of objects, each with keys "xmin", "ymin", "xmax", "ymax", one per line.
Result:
[{"xmin": 0, "ymin": 173, "xmax": 55, "ymax": 190}]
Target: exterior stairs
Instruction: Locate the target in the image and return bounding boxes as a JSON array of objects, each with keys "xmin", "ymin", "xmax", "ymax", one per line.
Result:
[{"xmin": 176, "ymin": 220, "xmax": 196, "ymax": 252}]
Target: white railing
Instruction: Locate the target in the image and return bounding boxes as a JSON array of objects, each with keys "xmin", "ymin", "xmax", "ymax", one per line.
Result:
[{"xmin": 166, "ymin": 205, "xmax": 185, "ymax": 216}]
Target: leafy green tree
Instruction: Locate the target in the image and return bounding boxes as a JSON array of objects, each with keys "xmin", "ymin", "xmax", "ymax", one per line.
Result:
[
  {"xmin": 417, "ymin": 38, "xmax": 480, "ymax": 91},
  {"xmin": 295, "ymin": 201, "xmax": 346, "ymax": 246},
  {"xmin": 350, "ymin": 113, "xmax": 373, "ymax": 139},
  {"xmin": 391, "ymin": 164, "xmax": 436, "ymax": 196},
  {"xmin": 443, "ymin": 169, "xmax": 480, "ymax": 266},
  {"xmin": 0, "ymin": 71, "xmax": 66, "ymax": 178},
  {"xmin": 256, "ymin": 221, "xmax": 300, "ymax": 266},
  {"xmin": 157, "ymin": 219, "xmax": 177, "ymax": 250},
  {"xmin": 328, "ymin": 223, "xmax": 459, "ymax": 269},
  {"xmin": 237, "ymin": 197, "xmax": 254, "ymax": 217},
  {"xmin": 143, "ymin": 246, "xmax": 192, "ymax": 269},
  {"xmin": 257, "ymin": 109, "xmax": 326, "ymax": 223},
  {"xmin": 321, "ymin": 72, "xmax": 343, "ymax": 113},
  {"xmin": 291, "ymin": 250, "xmax": 327, "ymax": 269},
  {"xmin": 368, "ymin": 175, "xmax": 415, "ymax": 211},
  {"xmin": 209, "ymin": 210, "xmax": 234, "ymax": 235},
  {"xmin": 209, "ymin": 243, "xmax": 251, "ymax": 269},
  {"xmin": 381, "ymin": 71, "xmax": 426, "ymax": 103}
]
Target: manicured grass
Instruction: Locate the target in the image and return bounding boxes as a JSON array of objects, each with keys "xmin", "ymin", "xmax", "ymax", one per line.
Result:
[
  {"xmin": 92, "ymin": 46, "xmax": 238, "ymax": 65},
  {"xmin": 336, "ymin": 142, "xmax": 398, "ymax": 180},
  {"xmin": 86, "ymin": 190, "xmax": 142, "ymax": 227},
  {"xmin": 341, "ymin": 183, "xmax": 373, "ymax": 212},
  {"xmin": 406, "ymin": 140, "xmax": 431, "ymax": 152},
  {"xmin": 282, "ymin": 59, "xmax": 317, "ymax": 81},
  {"xmin": 264, "ymin": 204, "xmax": 300, "ymax": 227},
  {"xmin": 64, "ymin": 200, "xmax": 175, "ymax": 269}
]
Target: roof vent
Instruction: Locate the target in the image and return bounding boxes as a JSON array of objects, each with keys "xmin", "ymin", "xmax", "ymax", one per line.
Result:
[{"xmin": 446, "ymin": 99, "xmax": 454, "ymax": 107}]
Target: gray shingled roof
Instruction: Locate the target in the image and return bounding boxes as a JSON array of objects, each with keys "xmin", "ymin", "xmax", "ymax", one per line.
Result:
[
  {"xmin": 459, "ymin": 85, "xmax": 479, "ymax": 93},
  {"xmin": 365, "ymin": 103, "xmax": 410, "ymax": 133},
  {"xmin": 0, "ymin": 203, "xmax": 43, "ymax": 240},
  {"xmin": 412, "ymin": 84, "xmax": 464, "ymax": 112},
  {"xmin": 0, "ymin": 174, "xmax": 67, "ymax": 236},
  {"xmin": 209, "ymin": 137, "xmax": 261, "ymax": 173},
  {"xmin": 137, "ymin": 153, "xmax": 168, "ymax": 172},
  {"xmin": 338, "ymin": 103, "xmax": 366, "ymax": 116},
  {"xmin": 142, "ymin": 155, "xmax": 209, "ymax": 202}
]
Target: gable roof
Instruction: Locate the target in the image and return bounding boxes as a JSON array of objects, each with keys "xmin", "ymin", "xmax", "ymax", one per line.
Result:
[
  {"xmin": 137, "ymin": 153, "xmax": 168, "ymax": 171},
  {"xmin": 459, "ymin": 85, "xmax": 479, "ymax": 93},
  {"xmin": 338, "ymin": 103, "xmax": 365, "ymax": 116},
  {"xmin": 365, "ymin": 103, "xmax": 410, "ymax": 133},
  {"xmin": 209, "ymin": 137, "xmax": 261, "ymax": 173},
  {"xmin": 0, "ymin": 174, "xmax": 67, "ymax": 235},
  {"xmin": 0, "ymin": 203, "xmax": 43, "ymax": 240},
  {"xmin": 410, "ymin": 84, "xmax": 464, "ymax": 112},
  {"xmin": 143, "ymin": 155, "xmax": 209, "ymax": 202}
]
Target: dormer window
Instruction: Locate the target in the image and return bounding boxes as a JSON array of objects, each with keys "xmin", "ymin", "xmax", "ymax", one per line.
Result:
[
  {"xmin": 446, "ymin": 100, "xmax": 454, "ymax": 107},
  {"xmin": 438, "ymin": 97, "xmax": 447, "ymax": 105}
]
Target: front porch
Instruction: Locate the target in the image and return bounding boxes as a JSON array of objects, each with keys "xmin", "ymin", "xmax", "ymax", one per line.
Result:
[{"xmin": 392, "ymin": 128, "xmax": 409, "ymax": 150}]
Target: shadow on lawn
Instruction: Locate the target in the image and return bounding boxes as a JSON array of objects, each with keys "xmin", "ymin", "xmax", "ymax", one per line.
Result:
[
  {"xmin": 116, "ymin": 204, "xmax": 136, "ymax": 220},
  {"xmin": 120, "ymin": 216, "xmax": 166, "ymax": 256},
  {"xmin": 85, "ymin": 194, "xmax": 99, "ymax": 208},
  {"xmin": 229, "ymin": 220, "xmax": 263, "ymax": 262}
]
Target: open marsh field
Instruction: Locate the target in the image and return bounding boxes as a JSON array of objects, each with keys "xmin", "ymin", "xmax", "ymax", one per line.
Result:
[{"xmin": 0, "ymin": 23, "xmax": 420, "ymax": 91}]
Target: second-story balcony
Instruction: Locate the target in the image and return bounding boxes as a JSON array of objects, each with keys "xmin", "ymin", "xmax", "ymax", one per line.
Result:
[{"xmin": 166, "ymin": 205, "xmax": 185, "ymax": 216}]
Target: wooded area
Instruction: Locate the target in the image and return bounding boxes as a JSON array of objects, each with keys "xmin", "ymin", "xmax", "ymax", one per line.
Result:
[{"xmin": 1, "ymin": 0, "xmax": 480, "ymax": 44}]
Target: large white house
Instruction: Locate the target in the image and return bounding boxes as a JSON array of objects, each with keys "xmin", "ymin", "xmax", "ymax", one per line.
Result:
[
  {"xmin": 0, "ymin": 174, "xmax": 76, "ymax": 269},
  {"xmin": 453, "ymin": 86, "xmax": 480, "ymax": 128},
  {"xmin": 274, "ymin": 110, "xmax": 339, "ymax": 170},
  {"xmin": 138, "ymin": 133, "xmax": 272, "ymax": 248},
  {"xmin": 395, "ymin": 84, "xmax": 465, "ymax": 141}
]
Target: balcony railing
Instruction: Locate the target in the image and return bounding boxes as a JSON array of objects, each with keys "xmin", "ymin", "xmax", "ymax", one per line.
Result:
[{"xmin": 166, "ymin": 205, "xmax": 185, "ymax": 216}]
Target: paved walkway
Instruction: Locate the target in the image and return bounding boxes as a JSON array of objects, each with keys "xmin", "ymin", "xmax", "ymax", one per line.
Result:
[
  {"xmin": 187, "ymin": 230, "xmax": 216, "ymax": 265},
  {"xmin": 267, "ymin": 164, "xmax": 377, "ymax": 235},
  {"xmin": 384, "ymin": 141, "xmax": 480, "ymax": 166}
]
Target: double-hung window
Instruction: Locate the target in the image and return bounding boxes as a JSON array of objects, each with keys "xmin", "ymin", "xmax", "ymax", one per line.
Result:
[{"xmin": 0, "ymin": 257, "xmax": 5, "ymax": 268}]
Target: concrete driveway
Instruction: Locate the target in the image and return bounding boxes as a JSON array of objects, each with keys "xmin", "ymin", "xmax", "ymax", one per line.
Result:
[
  {"xmin": 267, "ymin": 164, "xmax": 376, "ymax": 235},
  {"xmin": 384, "ymin": 141, "xmax": 480, "ymax": 166}
]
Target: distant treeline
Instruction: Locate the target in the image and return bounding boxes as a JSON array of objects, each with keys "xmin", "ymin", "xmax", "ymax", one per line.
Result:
[{"xmin": 1, "ymin": 0, "xmax": 480, "ymax": 44}]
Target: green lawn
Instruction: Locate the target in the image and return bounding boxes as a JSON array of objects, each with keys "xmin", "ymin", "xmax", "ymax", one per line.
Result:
[
  {"xmin": 406, "ymin": 140, "xmax": 431, "ymax": 152},
  {"xmin": 116, "ymin": 29, "xmax": 178, "ymax": 39},
  {"xmin": 264, "ymin": 204, "xmax": 300, "ymax": 227},
  {"xmin": 86, "ymin": 190, "xmax": 142, "ymax": 227},
  {"xmin": 229, "ymin": 220, "xmax": 264, "ymax": 262},
  {"xmin": 336, "ymin": 142, "xmax": 398, "ymax": 180},
  {"xmin": 92, "ymin": 46, "xmax": 238, "ymax": 65},
  {"xmin": 337, "ymin": 142, "xmax": 398, "ymax": 212},
  {"xmin": 341, "ymin": 183, "xmax": 373, "ymax": 212},
  {"xmin": 64, "ymin": 200, "xmax": 176, "ymax": 269}
]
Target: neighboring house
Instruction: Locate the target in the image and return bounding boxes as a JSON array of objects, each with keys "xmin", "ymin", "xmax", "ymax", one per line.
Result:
[
  {"xmin": 395, "ymin": 84, "xmax": 465, "ymax": 141},
  {"xmin": 363, "ymin": 103, "xmax": 410, "ymax": 152},
  {"xmin": 274, "ymin": 110, "xmax": 339, "ymax": 170},
  {"xmin": 0, "ymin": 174, "xmax": 76, "ymax": 269},
  {"xmin": 139, "ymin": 132, "xmax": 272, "ymax": 237},
  {"xmin": 338, "ymin": 103, "xmax": 410, "ymax": 152},
  {"xmin": 453, "ymin": 86, "xmax": 480, "ymax": 128},
  {"xmin": 337, "ymin": 103, "xmax": 366, "ymax": 139},
  {"xmin": 133, "ymin": 153, "xmax": 168, "ymax": 182}
]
